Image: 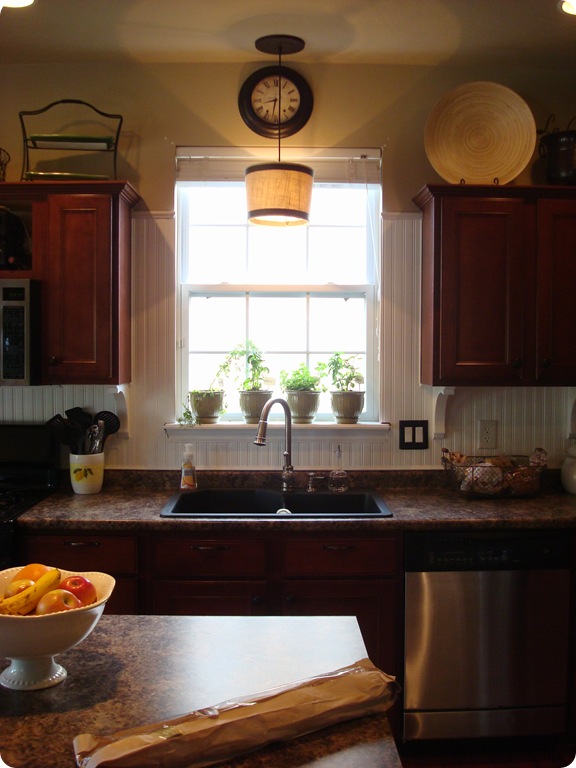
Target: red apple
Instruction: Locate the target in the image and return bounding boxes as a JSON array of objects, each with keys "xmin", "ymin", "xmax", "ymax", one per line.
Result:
[
  {"xmin": 4, "ymin": 578, "xmax": 35, "ymax": 599},
  {"xmin": 59, "ymin": 575, "xmax": 97, "ymax": 607},
  {"xmin": 35, "ymin": 588, "xmax": 82, "ymax": 615}
]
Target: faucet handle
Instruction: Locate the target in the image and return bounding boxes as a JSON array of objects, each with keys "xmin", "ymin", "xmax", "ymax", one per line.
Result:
[{"xmin": 307, "ymin": 472, "xmax": 325, "ymax": 492}]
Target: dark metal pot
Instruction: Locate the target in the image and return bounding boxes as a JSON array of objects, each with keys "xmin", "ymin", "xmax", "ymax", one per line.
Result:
[{"xmin": 539, "ymin": 123, "xmax": 576, "ymax": 185}]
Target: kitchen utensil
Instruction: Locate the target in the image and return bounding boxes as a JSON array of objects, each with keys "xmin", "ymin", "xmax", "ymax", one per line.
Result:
[
  {"xmin": 45, "ymin": 414, "xmax": 84, "ymax": 453},
  {"xmin": 93, "ymin": 411, "xmax": 120, "ymax": 447},
  {"xmin": 65, "ymin": 407, "xmax": 93, "ymax": 431},
  {"xmin": 424, "ymin": 81, "xmax": 536, "ymax": 185}
]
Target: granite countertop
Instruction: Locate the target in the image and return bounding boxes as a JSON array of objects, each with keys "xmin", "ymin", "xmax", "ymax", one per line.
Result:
[
  {"xmin": 16, "ymin": 469, "xmax": 576, "ymax": 531},
  {"xmin": 0, "ymin": 615, "xmax": 401, "ymax": 768}
]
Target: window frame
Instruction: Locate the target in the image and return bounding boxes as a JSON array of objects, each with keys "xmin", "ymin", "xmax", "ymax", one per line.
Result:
[{"xmin": 175, "ymin": 147, "xmax": 383, "ymax": 425}]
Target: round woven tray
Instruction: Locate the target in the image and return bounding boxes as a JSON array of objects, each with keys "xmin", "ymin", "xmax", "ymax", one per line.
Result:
[{"xmin": 424, "ymin": 81, "xmax": 536, "ymax": 185}]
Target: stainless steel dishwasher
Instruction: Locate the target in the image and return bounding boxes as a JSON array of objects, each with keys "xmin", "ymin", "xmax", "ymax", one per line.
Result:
[{"xmin": 404, "ymin": 531, "xmax": 571, "ymax": 741}]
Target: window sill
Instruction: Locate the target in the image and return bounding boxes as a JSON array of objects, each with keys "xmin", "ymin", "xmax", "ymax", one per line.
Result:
[{"xmin": 164, "ymin": 421, "xmax": 391, "ymax": 441}]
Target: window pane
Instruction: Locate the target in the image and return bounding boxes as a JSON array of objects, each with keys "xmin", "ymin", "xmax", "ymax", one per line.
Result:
[
  {"xmin": 250, "ymin": 296, "xmax": 307, "ymax": 351},
  {"xmin": 184, "ymin": 227, "xmax": 245, "ymax": 283},
  {"xmin": 310, "ymin": 187, "xmax": 367, "ymax": 225},
  {"xmin": 309, "ymin": 296, "xmax": 366, "ymax": 350},
  {"xmin": 188, "ymin": 296, "xmax": 245, "ymax": 351},
  {"xmin": 248, "ymin": 227, "xmax": 307, "ymax": 281},
  {"xmin": 308, "ymin": 227, "xmax": 366, "ymax": 283},
  {"xmin": 187, "ymin": 185, "xmax": 246, "ymax": 225}
]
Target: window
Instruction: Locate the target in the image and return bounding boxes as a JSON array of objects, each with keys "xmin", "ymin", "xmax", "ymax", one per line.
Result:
[{"xmin": 176, "ymin": 148, "xmax": 381, "ymax": 422}]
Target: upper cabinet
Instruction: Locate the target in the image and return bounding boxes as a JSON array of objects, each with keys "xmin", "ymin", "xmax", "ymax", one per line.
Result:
[
  {"xmin": 0, "ymin": 181, "xmax": 140, "ymax": 385},
  {"xmin": 415, "ymin": 184, "xmax": 576, "ymax": 387}
]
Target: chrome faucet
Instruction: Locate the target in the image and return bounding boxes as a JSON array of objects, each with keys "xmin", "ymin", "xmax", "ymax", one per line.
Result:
[{"xmin": 254, "ymin": 397, "xmax": 296, "ymax": 491}]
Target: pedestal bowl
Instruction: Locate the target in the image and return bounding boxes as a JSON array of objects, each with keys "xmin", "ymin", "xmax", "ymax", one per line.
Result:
[{"xmin": 0, "ymin": 567, "xmax": 115, "ymax": 690}]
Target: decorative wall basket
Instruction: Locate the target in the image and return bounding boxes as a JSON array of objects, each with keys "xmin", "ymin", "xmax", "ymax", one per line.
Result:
[{"xmin": 425, "ymin": 81, "xmax": 536, "ymax": 185}]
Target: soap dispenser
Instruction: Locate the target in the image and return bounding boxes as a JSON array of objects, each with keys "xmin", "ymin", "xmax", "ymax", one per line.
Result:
[
  {"xmin": 180, "ymin": 444, "xmax": 198, "ymax": 490},
  {"xmin": 328, "ymin": 444, "xmax": 349, "ymax": 493}
]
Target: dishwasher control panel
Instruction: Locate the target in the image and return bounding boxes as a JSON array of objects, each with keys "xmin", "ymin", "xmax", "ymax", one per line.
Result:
[{"xmin": 405, "ymin": 531, "xmax": 570, "ymax": 571}]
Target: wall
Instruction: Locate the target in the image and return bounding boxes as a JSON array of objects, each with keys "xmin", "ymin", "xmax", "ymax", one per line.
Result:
[{"xmin": 0, "ymin": 60, "xmax": 575, "ymax": 470}]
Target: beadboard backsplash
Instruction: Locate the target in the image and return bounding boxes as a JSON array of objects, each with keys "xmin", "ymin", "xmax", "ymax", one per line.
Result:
[{"xmin": 1, "ymin": 211, "xmax": 575, "ymax": 470}]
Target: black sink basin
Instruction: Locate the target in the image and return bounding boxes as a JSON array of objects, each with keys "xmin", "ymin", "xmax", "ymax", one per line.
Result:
[{"xmin": 160, "ymin": 489, "xmax": 392, "ymax": 518}]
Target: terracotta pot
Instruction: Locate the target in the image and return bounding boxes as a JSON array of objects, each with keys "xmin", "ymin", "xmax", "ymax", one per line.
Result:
[
  {"xmin": 330, "ymin": 391, "xmax": 365, "ymax": 424},
  {"xmin": 286, "ymin": 390, "xmax": 321, "ymax": 424},
  {"xmin": 239, "ymin": 390, "xmax": 273, "ymax": 424}
]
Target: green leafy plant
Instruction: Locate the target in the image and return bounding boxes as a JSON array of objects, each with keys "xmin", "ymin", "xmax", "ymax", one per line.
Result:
[
  {"xmin": 218, "ymin": 340, "xmax": 271, "ymax": 391},
  {"xmin": 280, "ymin": 363, "xmax": 324, "ymax": 392},
  {"xmin": 322, "ymin": 352, "xmax": 364, "ymax": 392}
]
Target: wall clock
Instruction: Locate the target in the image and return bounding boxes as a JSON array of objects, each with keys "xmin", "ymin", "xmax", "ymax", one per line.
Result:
[{"xmin": 238, "ymin": 65, "xmax": 314, "ymax": 139}]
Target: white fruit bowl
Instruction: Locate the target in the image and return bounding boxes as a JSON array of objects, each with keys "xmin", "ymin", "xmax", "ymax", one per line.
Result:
[{"xmin": 0, "ymin": 567, "xmax": 115, "ymax": 690}]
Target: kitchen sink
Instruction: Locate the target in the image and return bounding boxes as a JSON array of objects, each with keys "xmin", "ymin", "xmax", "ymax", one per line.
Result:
[{"xmin": 160, "ymin": 488, "xmax": 393, "ymax": 518}]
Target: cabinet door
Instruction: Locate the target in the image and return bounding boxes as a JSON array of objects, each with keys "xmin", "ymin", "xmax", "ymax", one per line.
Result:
[
  {"xmin": 43, "ymin": 194, "xmax": 114, "ymax": 383},
  {"xmin": 535, "ymin": 198, "xmax": 576, "ymax": 385},
  {"xmin": 280, "ymin": 579, "xmax": 397, "ymax": 673},
  {"xmin": 424, "ymin": 196, "xmax": 528, "ymax": 385},
  {"xmin": 21, "ymin": 532, "xmax": 139, "ymax": 614}
]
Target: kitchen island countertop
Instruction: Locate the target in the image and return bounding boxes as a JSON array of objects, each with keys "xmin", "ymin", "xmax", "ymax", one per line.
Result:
[{"xmin": 0, "ymin": 614, "xmax": 401, "ymax": 768}]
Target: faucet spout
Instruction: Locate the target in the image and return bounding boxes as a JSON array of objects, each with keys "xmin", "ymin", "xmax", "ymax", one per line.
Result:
[{"xmin": 253, "ymin": 397, "xmax": 295, "ymax": 491}]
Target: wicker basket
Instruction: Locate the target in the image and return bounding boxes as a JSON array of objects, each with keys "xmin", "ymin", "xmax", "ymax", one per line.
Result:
[
  {"xmin": 0, "ymin": 148, "xmax": 9, "ymax": 181},
  {"xmin": 442, "ymin": 452, "xmax": 541, "ymax": 498}
]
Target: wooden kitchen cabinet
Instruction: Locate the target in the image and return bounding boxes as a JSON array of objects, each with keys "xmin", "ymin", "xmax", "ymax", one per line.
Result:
[
  {"xmin": 151, "ymin": 532, "xmax": 401, "ymax": 675},
  {"xmin": 415, "ymin": 184, "xmax": 576, "ymax": 386},
  {"xmin": 19, "ymin": 531, "xmax": 141, "ymax": 615},
  {"xmin": 0, "ymin": 181, "xmax": 139, "ymax": 384}
]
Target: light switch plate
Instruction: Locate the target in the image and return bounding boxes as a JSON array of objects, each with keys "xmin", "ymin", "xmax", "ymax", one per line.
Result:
[{"xmin": 399, "ymin": 420, "xmax": 429, "ymax": 450}]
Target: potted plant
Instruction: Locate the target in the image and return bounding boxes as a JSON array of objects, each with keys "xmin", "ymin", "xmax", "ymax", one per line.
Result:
[
  {"xmin": 323, "ymin": 352, "xmax": 365, "ymax": 424},
  {"xmin": 220, "ymin": 341, "xmax": 273, "ymax": 423},
  {"xmin": 179, "ymin": 386, "xmax": 225, "ymax": 425},
  {"xmin": 280, "ymin": 363, "xmax": 324, "ymax": 424},
  {"xmin": 179, "ymin": 364, "xmax": 226, "ymax": 425}
]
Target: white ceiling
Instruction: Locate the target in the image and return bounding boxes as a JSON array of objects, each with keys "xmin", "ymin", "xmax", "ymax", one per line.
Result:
[{"xmin": 0, "ymin": 0, "xmax": 575, "ymax": 69}]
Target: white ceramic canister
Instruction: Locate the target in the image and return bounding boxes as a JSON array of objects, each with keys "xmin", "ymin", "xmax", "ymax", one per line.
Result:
[
  {"xmin": 70, "ymin": 453, "xmax": 105, "ymax": 495},
  {"xmin": 561, "ymin": 445, "xmax": 576, "ymax": 494}
]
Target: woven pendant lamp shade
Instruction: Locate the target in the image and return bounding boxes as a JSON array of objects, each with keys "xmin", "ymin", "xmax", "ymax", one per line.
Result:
[{"xmin": 246, "ymin": 162, "xmax": 314, "ymax": 226}]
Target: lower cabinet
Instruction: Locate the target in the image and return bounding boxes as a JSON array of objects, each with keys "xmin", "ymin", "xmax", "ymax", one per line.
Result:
[
  {"xmin": 20, "ymin": 532, "xmax": 140, "ymax": 615},
  {"xmin": 151, "ymin": 532, "xmax": 401, "ymax": 675}
]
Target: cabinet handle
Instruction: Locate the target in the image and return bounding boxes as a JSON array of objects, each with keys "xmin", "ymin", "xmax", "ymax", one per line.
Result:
[
  {"xmin": 321, "ymin": 544, "xmax": 357, "ymax": 552},
  {"xmin": 190, "ymin": 545, "xmax": 229, "ymax": 551},
  {"xmin": 285, "ymin": 594, "xmax": 297, "ymax": 605},
  {"xmin": 252, "ymin": 595, "xmax": 264, "ymax": 606},
  {"xmin": 65, "ymin": 541, "xmax": 101, "ymax": 547},
  {"xmin": 48, "ymin": 356, "xmax": 58, "ymax": 366},
  {"xmin": 511, "ymin": 358, "xmax": 523, "ymax": 368},
  {"xmin": 540, "ymin": 359, "xmax": 552, "ymax": 368}
]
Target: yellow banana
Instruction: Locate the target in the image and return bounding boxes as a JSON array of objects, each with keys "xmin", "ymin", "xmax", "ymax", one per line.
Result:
[{"xmin": 0, "ymin": 567, "xmax": 61, "ymax": 615}]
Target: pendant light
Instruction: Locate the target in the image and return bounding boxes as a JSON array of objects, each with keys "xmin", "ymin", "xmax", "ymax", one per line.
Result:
[
  {"xmin": 245, "ymin": 35, "xmax": 314, "ymax": 226},
  {"xmin": 1, "ymin": 0, "xmax": 35, "ymax": 7}
]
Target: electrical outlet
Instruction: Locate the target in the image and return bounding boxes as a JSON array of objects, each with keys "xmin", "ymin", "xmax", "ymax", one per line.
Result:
[{"xmin": 478, "ymin": 419, "xmax": 497, "ymax": 449}]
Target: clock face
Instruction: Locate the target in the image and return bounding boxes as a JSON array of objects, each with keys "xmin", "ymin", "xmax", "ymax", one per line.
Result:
[
  {"xmin": 239, "ymin": 65, "xmax": 313, "ymax": 139},
  {"xmin": 251, "ymin": 75, "xmax": 301, "ymax": 125}
]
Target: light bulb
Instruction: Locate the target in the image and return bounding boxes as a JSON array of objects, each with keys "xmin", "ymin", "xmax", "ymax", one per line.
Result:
[{"xmin": 560, "ymin": 0, "xmax": 576, "ymax": 14}]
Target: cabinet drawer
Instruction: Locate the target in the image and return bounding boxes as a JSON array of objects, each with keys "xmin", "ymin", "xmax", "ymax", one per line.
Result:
[
  {"xmin": 23, "ymin": 534, "xmax": 138, "ymax": 574},
  {"xmin": 152, "ymin": 580, "xmax": 269, "ymax": 615},
  {"xmin": 282, "ymin": 538, "xmax": 397, "ymax": 577},
  {"xmin": 154, "ymin": 538, "xmax": 267, "ymax": 578}
]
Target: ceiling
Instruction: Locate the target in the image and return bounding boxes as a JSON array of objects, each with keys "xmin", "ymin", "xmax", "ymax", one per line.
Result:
[{"xmin": 0, "ymin": 0, "xmax": 575, "ymax": 69}]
